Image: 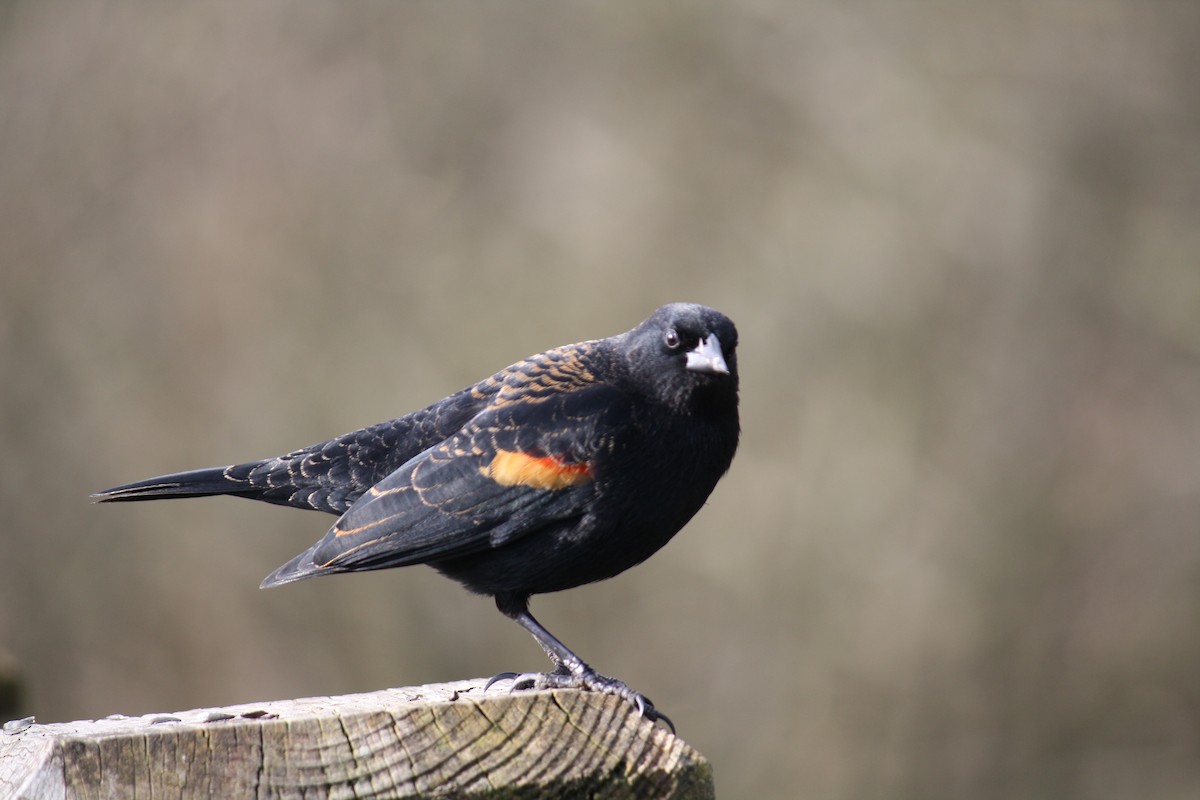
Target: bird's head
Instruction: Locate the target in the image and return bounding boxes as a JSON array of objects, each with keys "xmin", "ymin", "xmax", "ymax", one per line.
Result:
[{"xmin": 618, "ymin": 303, "xmax": 739, "ymax": 413}]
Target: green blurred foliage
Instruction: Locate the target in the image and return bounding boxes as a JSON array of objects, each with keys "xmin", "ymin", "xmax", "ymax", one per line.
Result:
[{"xmin": 2, "ymin": 2, "xmax": 1199, "ymax": 798}]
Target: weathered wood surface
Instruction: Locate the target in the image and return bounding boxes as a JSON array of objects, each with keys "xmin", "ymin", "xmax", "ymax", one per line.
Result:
[{"xmin": 0, "ymin": 679, "xmax": 713, "ymax": 799}]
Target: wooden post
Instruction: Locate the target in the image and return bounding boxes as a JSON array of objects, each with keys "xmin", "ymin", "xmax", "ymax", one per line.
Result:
[{"xmin": 0, "ymin": 679, "xmax": 714, "ymax": 799}]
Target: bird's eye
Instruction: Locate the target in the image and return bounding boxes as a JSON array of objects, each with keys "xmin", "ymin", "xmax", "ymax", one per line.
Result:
[{"xmin": 664, "ymin": 328, "xmax": 681, "ymax": 350}]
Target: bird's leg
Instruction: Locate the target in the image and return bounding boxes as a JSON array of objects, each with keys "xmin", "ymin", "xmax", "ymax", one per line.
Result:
[{"xmin": 485, "ymin": 593, "xmax": 675, "ymax": 732}]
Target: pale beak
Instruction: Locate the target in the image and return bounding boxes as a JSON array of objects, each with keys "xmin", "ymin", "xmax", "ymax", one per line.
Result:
[{"xmin": 685, "ymin": 334, "xmax": 729, "ymax": 375}]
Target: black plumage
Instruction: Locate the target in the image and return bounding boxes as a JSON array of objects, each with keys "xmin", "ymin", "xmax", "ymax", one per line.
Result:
[{"xmin": 95, "ymin": 303, "xmax": 740, "ymax": 727}]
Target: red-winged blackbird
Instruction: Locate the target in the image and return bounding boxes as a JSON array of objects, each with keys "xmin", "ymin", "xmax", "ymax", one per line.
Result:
[{"xmin": 95, "ymin": 303, "xmax": 739, "ymax": 728}]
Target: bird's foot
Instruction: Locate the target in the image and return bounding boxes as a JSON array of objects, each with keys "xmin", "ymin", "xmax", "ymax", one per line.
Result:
[{"xmin": 484, "ymin": 667, "xmax": 674, "ymax": 733}]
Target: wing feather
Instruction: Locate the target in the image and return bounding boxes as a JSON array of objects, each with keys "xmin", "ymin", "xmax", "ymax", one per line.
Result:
[{"xmin": 261, "ymin": 375, "xmax": 628, "ymax": 587}]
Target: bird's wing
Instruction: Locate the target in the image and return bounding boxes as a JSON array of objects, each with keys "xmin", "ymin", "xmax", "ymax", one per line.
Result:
[
  {"xmin": 262, "ymin": 349, "xmax": 628, "ymax": 586},
  {"xmin": 94, "ymin": 381, "xmax": 496, "ymax": 515},
  {"xmin": 228, "ymin": 380, "xmax": 496, "ymax": 514}
]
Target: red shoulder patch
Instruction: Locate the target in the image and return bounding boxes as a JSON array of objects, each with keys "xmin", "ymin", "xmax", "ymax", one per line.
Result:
[{"xmin": 482, "ymin": 450, "xmax": 593, "ymax": 490}]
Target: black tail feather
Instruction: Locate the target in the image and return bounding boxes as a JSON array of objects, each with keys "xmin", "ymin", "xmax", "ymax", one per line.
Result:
[
  {"xmin": 92, "ymin": 466, "xmax": 251, "ymax": 503},
  {"xmin": 259, "ymin": 548, "xmax": 324, "ymax": 588}
]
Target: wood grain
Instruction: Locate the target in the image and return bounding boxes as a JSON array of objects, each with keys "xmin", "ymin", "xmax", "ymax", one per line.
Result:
[{"xmin": 0, "ymin": 680, "xmax": 714, "ymax": 799}]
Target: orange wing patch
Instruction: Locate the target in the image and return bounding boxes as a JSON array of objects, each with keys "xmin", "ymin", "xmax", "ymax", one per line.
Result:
[{"xmin": 482, "ymin": 449, "xmax": 593, "ymax": 490}]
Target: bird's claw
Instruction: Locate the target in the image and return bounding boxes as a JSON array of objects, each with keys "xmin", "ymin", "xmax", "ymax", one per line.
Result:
[
  {"xmin": 484, "ymin": 671, "xmax": 521, "ymax": 690},
  {"xmin": 485, "ymin": 670, "xmax": 546, "ymax": 692},
  {"xmin": 483, "ymin": 668, "xmax": 675, "ymax": 734}
]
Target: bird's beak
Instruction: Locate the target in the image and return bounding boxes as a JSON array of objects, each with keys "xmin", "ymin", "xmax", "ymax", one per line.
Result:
[{"xmin": 686, "ymin": 334, "xmax": 729, "ymax": 375}]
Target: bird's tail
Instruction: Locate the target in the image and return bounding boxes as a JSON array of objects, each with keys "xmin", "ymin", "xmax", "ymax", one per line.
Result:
[
  {"xmin": 259, "ymin": 548, "xmax": 324, "ymax": 588},
  {"xmin": 92, "ymin": 466, "xmax": 252, "ymax": 503}
]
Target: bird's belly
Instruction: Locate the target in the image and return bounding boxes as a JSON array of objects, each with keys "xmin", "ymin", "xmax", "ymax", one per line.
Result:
[
  {"xmin": 432, "ymin": 475, "xmax": 717, "ymax": 597},
  {"xmin": 428, "ymin": 517, "xmax": 653, "ymax": 596}
]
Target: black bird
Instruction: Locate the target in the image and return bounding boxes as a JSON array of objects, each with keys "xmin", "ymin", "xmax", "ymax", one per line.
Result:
[{"xmin": 95, "ymin": 303, "xmax": 739, "ymax": 727}]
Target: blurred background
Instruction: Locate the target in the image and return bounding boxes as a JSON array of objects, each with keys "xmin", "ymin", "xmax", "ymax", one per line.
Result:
[{"xmin": 2, "ymin": 2, "xmax": 1199, "ymax": 797}]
